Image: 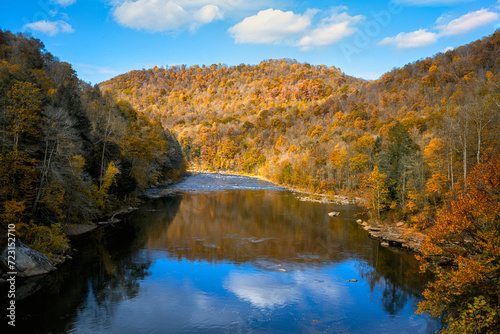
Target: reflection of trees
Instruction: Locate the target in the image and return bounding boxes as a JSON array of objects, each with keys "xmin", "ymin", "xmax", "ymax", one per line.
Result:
[
  {"xmin": 143, "ymin": 189, "xmax": 368, "ymax": 264},
  {"xmin": 16, "ymin": 196, "xmax": 182, "ymax": 334},
  {"xmin": 357, "ymin": 243, "xmax": 435, "ymax": 317},
  {"xmin": 382, "ymin": 282, "xmax": 408, "ymax": 316}
]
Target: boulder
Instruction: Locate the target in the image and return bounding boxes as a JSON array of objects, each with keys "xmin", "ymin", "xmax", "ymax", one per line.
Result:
[
  {"xmin": 356, "ymin": 219, "xmax": 362, "ymax": 224},
  {"xmin": 328, "ymin": 211, "xmax": 340, "ymax": 217},
  {"xmin": 0, "ymin": 240, "xmax": 55, "ymax": 277},
  {"xmin": 396, "ymin": 222, "xmax": 405, "ymax": 227}
]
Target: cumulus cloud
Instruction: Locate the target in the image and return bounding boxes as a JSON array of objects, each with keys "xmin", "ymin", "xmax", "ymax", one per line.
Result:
[
  {"xmin": 113, "ymin": 0, "xmax": 190, "ymax": 31},
  {"xmin": 379, "ymin": 29, "xmax": 438, "ymax": 49},
  {"xmin": 24, "ymin": 20, "xmax": 74, "ymax": 36},
  {"xmin": 228, "ymin": 8, "xmax": 314, "ymax": 44},
  {"xmin": 195, "ymin": 4, "xmax": 224, "ymax": 24},
  {"xmin": 111, "ymin": 0, "xmax": 262, "ymax": 32},
  {"xmin": 297, "ymin": 11, "xmax": 364, "ymax": 50},
  {"xmin": 229, "ymin": 7, "xmax": 364, "ymax": 49},
  {"xmin": 437, "ymin": 8, "xmax": 499, "ymax": 36},
  {"xmin": 379, "ymin": 8, "xmax": 499, "ymax": 49}
]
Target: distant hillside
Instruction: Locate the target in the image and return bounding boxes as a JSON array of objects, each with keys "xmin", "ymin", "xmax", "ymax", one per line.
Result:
[{"xmin": 101, "ymin": 31, "xmax": 500, "ymax": 226}]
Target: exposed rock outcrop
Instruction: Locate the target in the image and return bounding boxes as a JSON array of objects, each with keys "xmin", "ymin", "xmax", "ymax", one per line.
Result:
[
  {"xmin": 356, "ymin": 220, "xmax": 425, "ymax": 252},
  {"xmin": 0, "ymin": 240, "xmax": 55, "ymax": 277}
]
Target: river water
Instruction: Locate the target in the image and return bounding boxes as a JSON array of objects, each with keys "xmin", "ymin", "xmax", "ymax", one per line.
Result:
[{"xmin": 16, "ymin": 173, "xmax": 441, "ymax": 333}]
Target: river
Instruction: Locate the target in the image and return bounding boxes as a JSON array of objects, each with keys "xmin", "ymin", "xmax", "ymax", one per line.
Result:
[{"xmin": 16, "ymin": 173, "xmax": 441, "ymax": 333}]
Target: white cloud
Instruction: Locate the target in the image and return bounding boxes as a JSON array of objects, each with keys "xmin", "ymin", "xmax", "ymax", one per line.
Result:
[
  {"xmin": 228, "ymin": 8, "xmax": 313, "ymax": 44},
  {"xmin": 437, "ymin": 8, "xmax": 500, "ymax": 36},
  {"xmin": 52, "ymin": 0, "xmax": 77, "ymax": 7},
  {"xmin": 297, "ymin": 11, "xmax": 364, "ymax": 50},
  {"xmin": 195, "ymin": 4, "xmax": 223, "ymax": 24},
  {"xmin": 379, "ymin": 29, "xmax": 438, "ymax": 49},
  {"xmin": 379, "ymin": 8, "xmax": 499, "ymax": 50},
  {"xmin": 112, "ymin": 0, "xmax": 264, "ymax": 32},
  {"xmin": 24, "ymin": 20, "xmax": 74, "ymax": 36},
  {"xmin": 113, "ymin": 0, "xmax": 191, "ymax": 31},
  {"xmin": 229, "ymin": 7, "xmax": 364, "ymax": 49}
]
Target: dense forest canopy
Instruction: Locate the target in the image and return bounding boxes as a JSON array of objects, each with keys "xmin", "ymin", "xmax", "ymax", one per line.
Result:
[
  {"xmin": 100, "ymin": 31, "xmax": 500, "ymax": 333},
  {"xmin": 0, "ymin": 29, "xmax": 185, "ymax": 257}
]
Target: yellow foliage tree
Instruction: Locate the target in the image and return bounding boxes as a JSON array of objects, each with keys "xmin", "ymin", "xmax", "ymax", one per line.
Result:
[{"xmin": 94, "ymin": 162, "xmax": 120, "ymax": 210}]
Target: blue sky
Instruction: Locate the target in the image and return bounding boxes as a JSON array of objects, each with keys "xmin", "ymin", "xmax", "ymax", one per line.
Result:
[{"xmin": 1, "ymin": 0, "xmax": 499, "ymax": 84}]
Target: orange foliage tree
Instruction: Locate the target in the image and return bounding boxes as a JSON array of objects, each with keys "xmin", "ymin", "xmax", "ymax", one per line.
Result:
[{"xmin": 417, "ymin": 155, "xmax": 500, "ymax": 333}]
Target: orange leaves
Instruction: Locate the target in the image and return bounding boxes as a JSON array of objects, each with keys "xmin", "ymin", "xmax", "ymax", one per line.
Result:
[
  {"xmin": 418, "ymin": 156, "xmax": 500, "ymax": 332},
  {"xmin": 426, "ymin": 172, "xmax": 448, "ymax": 199},
  {"xmin": 306, "ymin": 125, "xmax": 323, "ymax": 138}
]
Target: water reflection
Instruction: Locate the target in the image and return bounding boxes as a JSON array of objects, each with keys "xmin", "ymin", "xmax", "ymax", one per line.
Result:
[
  {"xmin": 138, "ymin": 190, "xmax": 365, "ymax": 264},
  {"xmin": 16, "ymin": 174, "xmax": 440, "ymax": 333}
]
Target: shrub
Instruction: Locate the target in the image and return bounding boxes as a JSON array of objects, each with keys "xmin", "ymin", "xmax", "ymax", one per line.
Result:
[{"xmin": 25, "ymin": 223, "xmax": 69, "ymax": 260}]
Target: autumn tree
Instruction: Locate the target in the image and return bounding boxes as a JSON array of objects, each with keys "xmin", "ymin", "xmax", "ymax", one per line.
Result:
[
  {"xmin": 417, "ymin": 155, "xmax": 500, "ymax": 333},
  {"xmin": 367, "ymin": 165, "xmax": 389, "ymax": 220}
]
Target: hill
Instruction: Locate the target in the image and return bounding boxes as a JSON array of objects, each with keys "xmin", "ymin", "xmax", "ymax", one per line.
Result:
[{"xmin": 101, "ymin": 31, "xmax": 500, "ymax": 226}]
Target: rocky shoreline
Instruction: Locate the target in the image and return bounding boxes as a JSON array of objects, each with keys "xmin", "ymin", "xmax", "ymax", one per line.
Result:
[{"xmin": 354, "ymin": 219, "xmax": 425, "ymax": 252}]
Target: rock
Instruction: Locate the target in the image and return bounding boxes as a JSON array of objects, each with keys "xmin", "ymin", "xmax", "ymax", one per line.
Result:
[
  {"xmin": 362, "ymin": 221, "xmax": 368, "ymax": 226},
  {"xmin": 347, "ymin": 279, "xmax": 358, "ymax": 282},
  {"xmin": 396, "ymin": 222, "xmax": 405, "ymax": 227},
  {"xmin": 328, "ymin": 211, "xmax": 340, "ymax": 217},
  {"xmin": 381, "ymin": 241, "xmax": 389, "ymax": 247},
  {"xmin": 0, "ymin": 240, "xmax": 55, "ymax": 277},
  {"xmin": 368, "ymin": 232, "xmax": 383, "ymax": 239},
  {"xmin": 278, "ymin": 268, "xmax": 287, "ymax": 272},
  {"xmin": 356, "ymin": 219, "xmax": 363, "ymax": 224}
]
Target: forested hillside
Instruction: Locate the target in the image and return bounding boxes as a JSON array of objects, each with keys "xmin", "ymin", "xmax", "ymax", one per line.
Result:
[
  {"xmin": 101, "ymin": 31, "xmax": 500, "ymax": 227},
  {"xmin": 0, "ymin": 30, "xmax": 185, "ymax": 256}
]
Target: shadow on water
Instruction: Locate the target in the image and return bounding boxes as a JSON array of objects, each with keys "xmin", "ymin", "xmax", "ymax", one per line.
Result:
[
  {"xmin": 14, "ymin": 174, "xmax": 441, "ymax": 333},
  {"xmin": 15, "ymin": 196, "xmax": 181, "ymax": 334}
]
